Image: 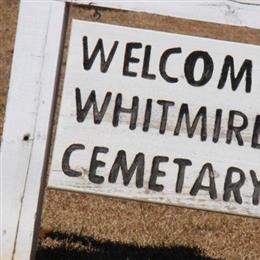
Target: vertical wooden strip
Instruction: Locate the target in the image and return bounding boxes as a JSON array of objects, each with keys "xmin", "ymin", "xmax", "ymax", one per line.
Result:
[{"xmin": 1, "ymin": 1, "xmax": 67, "ymax": 259}]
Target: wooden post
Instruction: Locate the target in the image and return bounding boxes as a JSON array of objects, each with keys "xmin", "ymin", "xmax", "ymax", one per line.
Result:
[{"xmin": 1, "ymin": 1, "xmax": 66, "ymax": 259}]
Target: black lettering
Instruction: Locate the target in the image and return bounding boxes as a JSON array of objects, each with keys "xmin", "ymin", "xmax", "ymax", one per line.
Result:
[
  {"xmin": 108, "ymin": 150, "xmax": 145, "ymax": 188},
  {"xmin": 89, "ymin": 146, "xmax": 108, "ymax": 184},
  {"xmin": 157, "ymin": 100, "xmax": 175, "ymax": 134},
  {"xmin": 190, "ymin": 163, "xmax": 217, "ymax": 200},
  {"xmin": 76, "ymin": 89, "xmax": 111, "ymax": 123},
  {"xmin": 226, "ymin": 110, "xmax": 248, "ymax": 146},
  {"xmin": 143, "ymin": 99, "xmax": 153, "ymax": 132},
  {"xmin": 83, "ymin": 37, "xmax": 118, "ymax": 72},
  {"xmin": 62, "ymin": 144, "xmax": 85, "ymax": 177},
  {"xmin": 213, "ymin": 109, "xmax": 223, "ymax": 143},
  {"xmin": 123, "ymin": 42, "xmax": 142, "ymax": 77},
  {"xmin": 142, "ymin": 45, "xmax": 156, "ymax": 80},
  {"xmin": 217, "ymin": 55, "xmax": 252, "ymax": 93},
  {"xmin": 159, "ymin": 47, "xmax": 182, "ymax": 83},
  {"xmin": 250, "ymin": 170, "xmax": 260, "ymax": 206},
  {"xmin": 173, "ymin": 158, "xmax": 192, "ymax": 193},
  {"xmin": 223, "ymin": 167, "xmax": 245, "ymax": 204},
  {"xmin": 184, "ymin": 51, "xmax": 214, "ymax": 86},
  {"xmin": 113, "ymin": 94, "xmax": 139, "ymax": 130},
  {"xmin": 252, "ymin": 115, "xmax": 260, "ymax": 149},
  {"xmin": 149, "ymin": 156, "xmax": 169, "ymax": 192},
  {"xmin": 174, "ymin": 104, "xmax": 207, "ymax": 141}
]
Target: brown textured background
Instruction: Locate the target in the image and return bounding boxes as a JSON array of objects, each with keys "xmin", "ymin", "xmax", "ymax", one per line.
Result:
[{"xmin": 1, "ymin": 1, "xmax": 260, "ymax": 259}]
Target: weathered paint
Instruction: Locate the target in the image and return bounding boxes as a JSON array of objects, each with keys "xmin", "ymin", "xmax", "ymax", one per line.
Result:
[
  {"xmin": 60, "ymin": 0, "xmax": 260, "ymax": 29},
  {"xmin": 1, "ymin": 1, "xmax": 66, "ymax": 259},
  {"xmin": 49, "ymin": 20, "xmax": 260, "ymax": 218},
  {"xmin": 2, "ymin": 1, "xmax": 260, "ymax": 259}
]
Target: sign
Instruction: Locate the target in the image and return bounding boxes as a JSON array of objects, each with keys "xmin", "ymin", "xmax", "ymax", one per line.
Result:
[{"xmin": 49, "ymin": 20, "xmax": 260, "ymax": 217}]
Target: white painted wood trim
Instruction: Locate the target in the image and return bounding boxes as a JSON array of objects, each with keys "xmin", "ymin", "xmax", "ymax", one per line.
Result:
[
  {"xmin": 1, "ymin": 1, "xmax": 66, "ymax": 259},
  {"xmin": 60, "ymin": 0, "xmax": 260, "ymax": 29}
]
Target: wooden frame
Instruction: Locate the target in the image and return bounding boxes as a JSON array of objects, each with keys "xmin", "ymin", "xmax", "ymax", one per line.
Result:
[
  {"xmin": 61, "ymin": 0, "xmax": 260, "ymax": 29},
  {"xmin": 1, "ymin": 0, "xmax": 260, "ymax": 259},
  {"xmin": 1, "ymin": 1, "xmax": 67, "ymax": 259}
]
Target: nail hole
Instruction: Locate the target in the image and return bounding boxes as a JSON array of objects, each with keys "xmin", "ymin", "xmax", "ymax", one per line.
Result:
[{"xmin": 23, "ymin": 134, "xmax": 30, "ymax": 141}]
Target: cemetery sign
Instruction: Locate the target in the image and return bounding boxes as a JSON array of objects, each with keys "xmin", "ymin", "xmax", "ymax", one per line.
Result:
[{"xmin": 49, "ymin": 20, "xmax": 260, "ymax": 217}]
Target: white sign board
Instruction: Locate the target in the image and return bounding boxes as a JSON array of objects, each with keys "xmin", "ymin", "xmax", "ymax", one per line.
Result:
[
  {"xmin": 65, "ymin": 0, "xmax": 260, "ymax": 30},
  {"xmin": 49, "ymin": 20, "xmax": 260, "ymax": 218}
]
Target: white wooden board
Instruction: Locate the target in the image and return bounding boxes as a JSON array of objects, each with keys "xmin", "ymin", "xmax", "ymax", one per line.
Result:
[
  {"xmin": 1, "ymin": 1, "xmax": 66, "ymax": 259},
  {"xmin": 62, "ymin": 0, "xmax": 260, "ymax": 29},
  {"xmin": 49, "ymin": 20, "xmax": 260, "ymax": 218}
]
